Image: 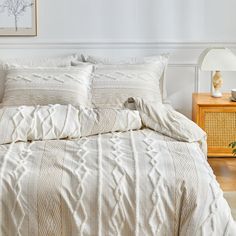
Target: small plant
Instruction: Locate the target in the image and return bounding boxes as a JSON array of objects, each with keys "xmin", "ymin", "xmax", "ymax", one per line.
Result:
[{"xmin": 229, "ymin": 141, "xmax": 236, "ymax": 156}]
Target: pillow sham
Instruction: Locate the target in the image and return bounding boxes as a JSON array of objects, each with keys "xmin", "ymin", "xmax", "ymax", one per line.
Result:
[
  {"xmin": 0, "ymin": 54, "xmax": 80, "ymax": 102},
  {"xmin": 1, "ymin": 65, "xmax": 93, "ymax": 107},
  {"xmin": 82, "ymin": 54, "xmax": 169, "ymax": 103},
  {"xmin": 0, "ymin": 54, "xmax": 79, "ymax": 68},
  {"xmin": 89, "ymin": 62, "xmax": 165, "ymax": 108}
]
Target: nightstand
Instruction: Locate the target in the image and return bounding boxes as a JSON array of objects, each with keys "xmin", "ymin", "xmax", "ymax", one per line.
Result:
[{"xmin": 192, "ymin": 93, "xmax": 236, "ymax": 157}]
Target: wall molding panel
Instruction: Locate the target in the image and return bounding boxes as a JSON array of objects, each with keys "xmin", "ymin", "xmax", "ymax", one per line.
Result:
[{"xmin": 0, "ymin": 41, "xmax": 236, "ymax": 49}]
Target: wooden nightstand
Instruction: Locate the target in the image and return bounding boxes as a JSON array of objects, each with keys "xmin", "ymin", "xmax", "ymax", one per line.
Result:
[{"xmin": 192, "ymin": 93, "xmax": 236, "ymax": 157}]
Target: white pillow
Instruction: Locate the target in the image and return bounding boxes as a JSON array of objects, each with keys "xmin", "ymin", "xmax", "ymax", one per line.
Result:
[
  {"xmin": 0, "ymin": 54, "xmax": 80, "ymax": 102},
  {"xmin": 1, "ymin": 65, "xmax": 93, "ymax": 107},
  {"xmin": 89, "ymin": 62, "xmax": 165, "ymax": 108},
  {"xmin": 83, "ymin": 54, "xmax": 169, "ymax": 103}
]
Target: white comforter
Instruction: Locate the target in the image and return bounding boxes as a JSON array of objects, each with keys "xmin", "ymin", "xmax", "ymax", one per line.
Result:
[{"xmin": 0, "ymin": 99, "xmax": 235, "ymax": 236}]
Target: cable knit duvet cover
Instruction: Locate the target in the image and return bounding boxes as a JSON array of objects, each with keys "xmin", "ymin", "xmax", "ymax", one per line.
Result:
[{"xmin": 0, "ymin": 98, "xmax": 235, "ymax": 236}]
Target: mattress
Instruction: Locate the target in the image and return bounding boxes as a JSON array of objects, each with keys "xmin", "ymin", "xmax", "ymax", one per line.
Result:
[{"xmin": 0, "ymin": 100, "xmax": 235, "ymax": 236}]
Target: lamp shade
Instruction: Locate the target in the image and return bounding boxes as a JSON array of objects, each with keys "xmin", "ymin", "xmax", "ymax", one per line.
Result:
[{"xmin": 199, "ymin": 47, "xmax": 236, "ymax": 71}]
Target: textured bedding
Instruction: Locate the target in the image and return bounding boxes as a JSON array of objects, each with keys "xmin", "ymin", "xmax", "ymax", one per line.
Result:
[
  {"xmin": 0, "ymin": 100, "xmax": 235, "ymax": 236},
  {"xmin": 0, "ymin": 54, "xmax": 80, "ymax": 103},
  {"xmin": 82, "ymin": 54, "xmax": 169, "ymax": 104},
  {"xmin": 1, "ymin": 66, "xmax": 93, "ymax": 107}
]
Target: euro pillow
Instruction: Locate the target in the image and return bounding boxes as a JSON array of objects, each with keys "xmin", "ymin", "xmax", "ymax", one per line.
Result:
[
  {"xmin": 0, "ymin": 54, "xmax": 80, "ymax": 102},
  {"xmin": 72, "ymin": 61, "xmax": 166, "ymax": 109},
  {"xmin": 0, "ymin": 54, "xmax": 78, "ymax": 68},
  {"xmin": 1, "ymin": 65, "xmax": 93, "ymax": 107},
  {"xmin": 82, "ymin": 54, "xmax": 169, "ymax": 103}
]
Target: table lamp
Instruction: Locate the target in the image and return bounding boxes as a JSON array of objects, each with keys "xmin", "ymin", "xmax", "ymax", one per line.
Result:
[{"xmin": 199, "ymin": 47, "xmax": 236, "ymax": 97}]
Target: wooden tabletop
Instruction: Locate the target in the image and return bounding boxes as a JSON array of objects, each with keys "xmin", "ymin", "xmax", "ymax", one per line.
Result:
[{"xmin": 192, "ymin": 93, "xmax": 235, "ymax": 106}]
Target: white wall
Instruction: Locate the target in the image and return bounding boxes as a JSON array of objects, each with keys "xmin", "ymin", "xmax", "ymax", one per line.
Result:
[{"xmin": 1, "ymin": 0, "xmax": 236, "ymax": 117}]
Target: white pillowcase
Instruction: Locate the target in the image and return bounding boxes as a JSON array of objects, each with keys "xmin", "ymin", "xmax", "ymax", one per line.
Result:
[
  {"xmin": 0, "ymin": 54, "xmax": 80, "ymax": 102},
  {"xmin": 1, "ymin": 65, "xmax": 93, "ymax": 107},
  {"xmin": 89, "ymin": 62, "xmax": 165, "ymax": 108},
  {"xmin": 83, "ymin": 54, "xmax": 169, "ymax": 104}
]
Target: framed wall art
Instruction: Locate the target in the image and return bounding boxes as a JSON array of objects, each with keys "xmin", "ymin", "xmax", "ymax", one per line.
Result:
[{"xmin": 0, "ymin": 0, "xmax": 37, "ymax": 36}]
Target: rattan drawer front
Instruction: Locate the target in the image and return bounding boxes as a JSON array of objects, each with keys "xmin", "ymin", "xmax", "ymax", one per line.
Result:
[
  {"xmin": 205, "ymin": 112, "xmax": 236, "ymax": 147},
  {"xmin": 192, "ymin": 93, "xmax": 236, "ymax": 157}
]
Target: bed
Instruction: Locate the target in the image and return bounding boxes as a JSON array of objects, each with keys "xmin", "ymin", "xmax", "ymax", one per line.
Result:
[{"xmin": 0, "ymin": 54, "xmax": 235, "ymax": 236}]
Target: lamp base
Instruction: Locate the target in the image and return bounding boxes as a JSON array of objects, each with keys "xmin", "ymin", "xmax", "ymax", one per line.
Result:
[
  {"xmin": 211, "ymin": 91, "xmax": 222, "ymax": 98},
  {"xmin": 211, "ymin": 71, "xmax": 223, "ymax": 98}
]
